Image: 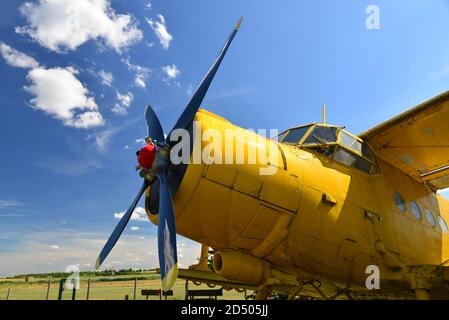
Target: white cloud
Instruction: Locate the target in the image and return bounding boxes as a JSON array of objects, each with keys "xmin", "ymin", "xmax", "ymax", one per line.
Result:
[
  {"xmin": 50, "ymin": 245, "xmax": 59, "ymax": 249},
  {"xmin": 135, "ymin": 138, "xmax": 145, "ymax": 144},
  {"xmin": 130, "ymin": 226, "xmax": 140, "ymax": 231},
  {"xmin": 98, "ymin": 69, "xmax": 113, "ymax": 86},
  {"xmin": 123, "ymin": 59, "xmax": 150, "ymax": 88},
  {"xmin": 0, "ymin": 200, "xmax": 25, "ymax": 208},
  {"xmin": 146, "ymin": 14, "xmax": 173, "ymax": 50},
  {"xmin": 88, "ymin": 126, "xmax": 119, "ymax": 152},
  {"xmin": 0, "ymin": 43, "xmax": 104, "ymax": 129},
  {"xmin": 123, "ymin": 145, "xmax": 130, "ymax": 150},
  {"xmin": 111, "ymin": 91, "xmax": 134, "ymax": 115},
  {"xmin": 114, "ymin": 207, "xmax": 148, "ymax": 222},
  {"xmin": 162, "ymin": 64, "xmax": 180, "ymax": 79},
  {"xmin": 0, "ymin": 42, "xmax": 39, "ymax": 69},
  {"xmin": 145, "ymin": 2, "xmax": 152, "ymax": 10},
  {"xmin": 24, "ymin": 66, "xmax": 104, "ymax": 129},
  {"xmin": 0, "ymin": 229, "xmax": 201, "ymax": 276},
  {"xmin": 16, "ymin": 0, "xmax": 143, "ymax": 53},
  {"xmin": 87, "ymin": 117, "xmax": 141, "ymax": 153},
  {"xmin": 65, "ymin": 111, "xmax": 105, "ymax": 129}
]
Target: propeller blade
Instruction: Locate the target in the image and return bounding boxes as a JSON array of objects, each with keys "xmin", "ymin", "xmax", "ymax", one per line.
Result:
[
  {"xmin": 95, "ymin": 180, "xmax": 150, "ymax": 269},
  {"xmin": 167, "ymin": 17, "xmax": 243, "ymax": 145},
  {"xmin": 156, "ymin": 170, "xmax": 178, "ymax": 291},
  {"xmin": 145, "ymin": 104, "xmax": 165, "ymax": 143}
]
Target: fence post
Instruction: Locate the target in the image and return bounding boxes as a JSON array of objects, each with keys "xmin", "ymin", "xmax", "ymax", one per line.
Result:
[
  {"xmin": 86, "ymin": 278, "xmax": 91, "ymax": 300},
  {"xmin": 184, "ymin": 280, "xmax": 189, "ymax": 300},
  {"xmin": 45, "ymin": 278, "xmax": 52, "ymax": 300},
  {"xmin": 6, "ymin": 288, "xmax": 10, "ymax": 300},
  {"xmin": 72, "ymin": 285, "xmax": 76, "ymax": 300},
  {"xmin": 133, "ymin": 278, "xmax": 137, "ymax": 300},
  {"xmin": 57, "ymin": 279, "xmax": 65, "ymax": 300}
]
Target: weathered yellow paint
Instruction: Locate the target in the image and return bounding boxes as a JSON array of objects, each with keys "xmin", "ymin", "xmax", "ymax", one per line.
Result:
[
  {"xmin": 360, "ymin": 90, "xmax": 449, "ymax": 190},
  {"xmin": 146, "ymin": 108, "xmax": 449, "ymax": 298}
]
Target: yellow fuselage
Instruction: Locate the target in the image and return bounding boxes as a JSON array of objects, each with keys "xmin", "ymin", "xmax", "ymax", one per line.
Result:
[{"xmin": 149, "ymin": 109, "xmax": 449, "ymax": 294}]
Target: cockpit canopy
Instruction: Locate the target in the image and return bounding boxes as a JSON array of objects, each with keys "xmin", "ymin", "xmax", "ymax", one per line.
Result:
[{"xmin": 278, "ymin": 124, "xmax": 378, "ymax": 174}]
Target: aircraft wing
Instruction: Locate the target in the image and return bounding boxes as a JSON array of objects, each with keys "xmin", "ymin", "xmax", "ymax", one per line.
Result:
[{"xmin": 360, "ymin": 90, "xmax": 449, "ymax": 190}]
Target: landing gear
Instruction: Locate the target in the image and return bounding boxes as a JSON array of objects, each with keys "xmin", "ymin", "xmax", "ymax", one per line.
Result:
[{"xmin": 410, "ymin": 275, "xmax": 431, "ymax": 300}]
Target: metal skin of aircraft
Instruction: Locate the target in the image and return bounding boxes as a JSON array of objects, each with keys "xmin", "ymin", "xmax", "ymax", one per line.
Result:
[{"xmin": 96, "ymin": 18, "xmax": 449, "ymax": 300}]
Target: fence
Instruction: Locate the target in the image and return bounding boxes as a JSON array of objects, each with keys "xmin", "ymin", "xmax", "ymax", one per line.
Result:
[{"xmin": 0, "ymin": 278, "xmax": 248, "ymax": 300}]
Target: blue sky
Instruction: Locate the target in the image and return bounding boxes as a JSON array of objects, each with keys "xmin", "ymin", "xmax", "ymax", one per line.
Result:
[{"xmin": 1, "ymin": 0, "xmax": 449, "ymax": 276}]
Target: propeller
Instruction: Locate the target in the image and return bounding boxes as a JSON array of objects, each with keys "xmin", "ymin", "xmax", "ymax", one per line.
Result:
[{"xmin": 95, "ymin": 17, "xmax": 243, "ymax": 291}]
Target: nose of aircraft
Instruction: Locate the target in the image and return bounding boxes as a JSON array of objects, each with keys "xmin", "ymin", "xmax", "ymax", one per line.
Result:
[{"xmin": 136, "ymin": 144, "xmax": 157, "ymax": 169}]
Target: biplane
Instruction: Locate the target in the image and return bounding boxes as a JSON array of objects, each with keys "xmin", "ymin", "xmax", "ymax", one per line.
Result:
[{"xmin": 96, "ymin": 17, "xmax": 449, "ymax": 300}]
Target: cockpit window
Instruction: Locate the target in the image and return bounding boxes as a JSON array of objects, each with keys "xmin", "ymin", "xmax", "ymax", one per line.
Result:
[
  {"xmin": 281, "ymin": 126, "xmax": 310, "ymax": 144},
  {"xmin": 340, "ymin": 131, "xmax": 362, "ymax": 153},
  {"xmin": 361, "ymin": 143, "xmax": 374, "ymax": 161},
  {"xmin": 279, "ymin": 123, "xmax": 378, "ymax": 175},
  {"xmin": 303, "ymin": 126, "xmax": 338, "ymax": 144},
  {"xmin": 334, "ymin": 147, "xmax": 372, "ymax": 173}
]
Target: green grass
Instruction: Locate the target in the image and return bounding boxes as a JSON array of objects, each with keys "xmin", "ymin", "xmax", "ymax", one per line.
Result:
[{"xmin": 0, "ymin": 272, "xmax": 249, "ymax": 300}]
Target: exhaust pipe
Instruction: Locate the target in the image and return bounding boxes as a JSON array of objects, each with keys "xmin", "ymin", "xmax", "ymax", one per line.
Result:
[{"xmin": 213, "ymin": 250, "xmax": 270, "ymax": 285}]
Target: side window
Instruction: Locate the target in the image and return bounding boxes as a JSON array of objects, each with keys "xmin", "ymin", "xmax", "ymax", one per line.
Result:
[
  {"xmin": 303, "ymin": 126, "xmax": 338, "ymax": 144},
  {"xmin": 424, "ymin": 208, "xmax": 436, "ymax": 228},
  {"xmin": 438, "ymin": 216, "xmax": 449, "ymax": 233},
  {"xmin": 393, "ymin": 192, "xmax": 406, "ymax": 212},
  {"xmin": 333, "ymin": 147, "xmax": 372, "ymax": 173},
  {"xmin": 340, "ymin": 131, "xmax": 362, "ymax": 153},
  {"xmin": 410, "ymin": 201, "xmax": 422, "ymax": 220},
  {"xmin": 281, "ymin": 126, "xmax": 310, "ymax": 144}
]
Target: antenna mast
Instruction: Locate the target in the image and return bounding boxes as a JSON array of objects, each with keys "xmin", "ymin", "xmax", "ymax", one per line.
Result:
[{"xmin": 322, "ymin": 103, "xmax": 326, "ymax": 124}]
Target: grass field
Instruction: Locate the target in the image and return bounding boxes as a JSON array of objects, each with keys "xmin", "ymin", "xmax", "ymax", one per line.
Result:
[{"xmin": 0, "ymin": 272, "xmax": 249, "ymax": 300}]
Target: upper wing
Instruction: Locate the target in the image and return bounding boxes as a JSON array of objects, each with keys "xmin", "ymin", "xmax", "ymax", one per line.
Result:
[{"xmin": 360, "ymin": 90, "xmax": 449, "ymax": 190}]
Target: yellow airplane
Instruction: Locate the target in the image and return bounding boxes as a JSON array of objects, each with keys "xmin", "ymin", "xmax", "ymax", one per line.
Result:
[{"xmin": 96, "ymin": 18, "xmax": 449, "ymax": 300}]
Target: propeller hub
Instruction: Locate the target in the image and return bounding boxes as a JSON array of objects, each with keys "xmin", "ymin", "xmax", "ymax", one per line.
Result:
[{"xmin": 137, "ymin": 144, "xmax": 156, "ymax": 169}]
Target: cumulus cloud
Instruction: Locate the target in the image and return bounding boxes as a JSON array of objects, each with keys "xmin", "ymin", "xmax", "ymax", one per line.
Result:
[
  {"xmin": 0, "ymin": 42, "xmax": 39, "ymax": 69},
  {"xmin": 111, "ymin": 91, "xmax": 133, "ymax": 115},
  {"xmin": 130, "ymin": 226, "xmax": 140, "ymax": 231},
  {"xmin": 162, "ymin": 64, "xmax": 180, "ymax": 86},
  {"xmin": 146, "ymin": 14, "xmax": 173, "ymax": 50},
  {"xmin": 98, "ymin": 69, "xmax": 113, "ymax": 86},
  {"xmin": 16, "ymin": 0, "xmax": 143, "ymax": 53},
  {"xmin": 114, "ymin": 207, "xmax": 148, "ymax": 222},
  {"xmin": 162, "ymin": 64, "xmax": 180, "ymax": 79},
  {"xmin": 24, "ymin": 66, "xmax": 104, "ymax": 128},
  {"xmin": 0, "ymin": 43, "xmax": 105, "ymax": 130},
  {"xmin": 123, "ymin": 59, "xmax": 150, "ymax": 88}
]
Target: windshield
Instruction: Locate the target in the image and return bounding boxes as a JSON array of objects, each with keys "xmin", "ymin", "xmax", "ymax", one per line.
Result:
[
  {"xmin": 303, "ymin": 126, "xmax": 338, "ymax": 144},
  {"xmin": 281, "ymin": 126, "xmax": 311, "ymax": 144}
]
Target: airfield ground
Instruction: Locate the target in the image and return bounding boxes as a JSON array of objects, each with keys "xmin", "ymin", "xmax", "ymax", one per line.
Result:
[{"xmin": 0, "ymin": 271, "xmax": 249, "ymax": 300}]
